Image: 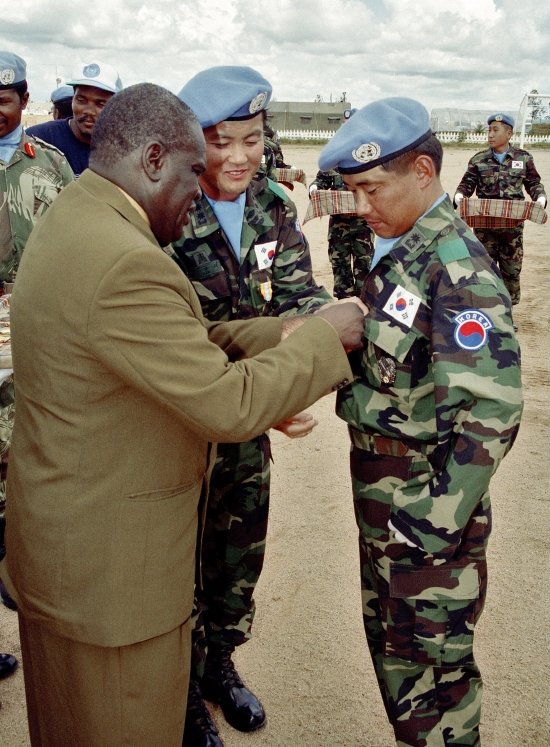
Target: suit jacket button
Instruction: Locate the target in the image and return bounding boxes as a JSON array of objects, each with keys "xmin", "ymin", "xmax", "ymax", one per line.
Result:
[{"xmin": 332, "ymin": 378, "xmax": 349, "ymax": 391}]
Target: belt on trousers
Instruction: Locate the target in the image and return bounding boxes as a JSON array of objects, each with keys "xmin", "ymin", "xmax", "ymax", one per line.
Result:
[{"xmin": 348, "ymin": 427, "xmax": 438, "ymax": 457}]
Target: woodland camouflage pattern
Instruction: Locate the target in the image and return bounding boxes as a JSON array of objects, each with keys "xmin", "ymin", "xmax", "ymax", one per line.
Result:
[
  {"xmin": 169, "ymin": 176, "xmax": 330, "ymax": 683},
  {"xmin": 338, "ymin": 196, "xmax": 522, "ymax": 746},
  {"xmin": 0, "ymin": 131, "xmax": 74, "ymax": 282},
  {"xmin": 0, "ymin": 132, "xmax": 73, "ymax": 515},
  {"xmin": 312, "ymin": 169, "xmax": 374, "ymax": 298},
  {"xmin": 456, "ymin": 144, "xmax": 545, "ymax": 305}
]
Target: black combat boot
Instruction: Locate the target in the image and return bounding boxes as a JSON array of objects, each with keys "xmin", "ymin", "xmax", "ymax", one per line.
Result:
[
  {"xmin": 182, "ymin": 683, "xmax": 224, "ymax": 747},
  {"xmin": 201, "ymin": 646, "xmax": 266, "ymax": 732}
]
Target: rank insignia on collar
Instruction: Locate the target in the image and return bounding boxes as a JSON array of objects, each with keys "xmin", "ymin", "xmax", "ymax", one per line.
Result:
[
  {"xmin": 194, "ymin": 202, "xmax": 208, "ymax": 227},
  {"xmin": 382, "ymin": 284, "xmax": 422, "ymax": 328},
  {"xmin": 403, "ymin": 228, "xmax": 427, "ymax": 251}
]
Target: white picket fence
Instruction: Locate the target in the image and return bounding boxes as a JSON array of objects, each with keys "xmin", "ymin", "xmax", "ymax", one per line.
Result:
[
  {"xmin": 278, "ymin": 128, "xmax": 550, "ymax": 145},
  {"xmin": 278, "ymin": 129, "xmax": 335, "ymax": 140},
  {"xmin": 436, "ymin": 131, "xmax": 550, "ymax": 145}
]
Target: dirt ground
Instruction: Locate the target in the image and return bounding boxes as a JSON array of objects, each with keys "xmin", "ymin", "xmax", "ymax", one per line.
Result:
[{"xmin": 1, "ymin": 145, "xmax": 549, "ymax": 746}]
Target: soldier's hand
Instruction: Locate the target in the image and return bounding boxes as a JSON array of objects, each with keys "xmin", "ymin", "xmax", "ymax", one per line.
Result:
[
  {"xmin": 536, "ymin": 194, "xmax": 547, "ymax": 207},
  {"xmin": 309, "ymin": 184, "xmax": 318, "ymax": 196},
  {"xmin": 273, "ymin": 411, "xmax": 318, "ymax": 438},
  {"xmin": 314, "ymin": 300, "xmax": 366, "ymax": 352}
]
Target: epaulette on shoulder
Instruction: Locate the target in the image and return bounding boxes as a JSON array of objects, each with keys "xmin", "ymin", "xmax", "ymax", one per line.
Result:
[
  {"xmin": 436, "ymin": 237, "xmax": 471, "ymax": 266},
  {"xmin": 266, "ymin": 177, "xmax": 288, "ymax": 203},
  {"xmin": 26, "ymin": 135, "xmax": 65, "ymax": 158}
]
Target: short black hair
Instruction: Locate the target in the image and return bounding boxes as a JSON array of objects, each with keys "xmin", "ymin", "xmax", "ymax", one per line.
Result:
[
  {"xmin": 54, "ymin": 98, "xmax": 73, "ymax": 119},
  {"xmin": 381, "ymin": 133, "xmax": 443, "ymax": 176},
  {"xmin": 90, "ymin": 83, "xmax": 200, "ymax": 168},
  {"xmin": 0, "ymin": 80, "xmax": 28, "ymax": 102}
]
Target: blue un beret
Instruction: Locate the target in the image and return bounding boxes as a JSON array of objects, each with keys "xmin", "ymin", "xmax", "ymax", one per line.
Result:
[
  {"xmin": 488, "ymin": 113, "xmax": 515, "ymax": 128},
  {"xmin": 51, "ymin": 85, "xmax": 74, "ymax": 103},
  {"xmin": 319, "ymin": 97, "xmax": 432, "ymax": 174},
  {"xmin": 0, "ymin": 51, "xmax": 26, "ymax": 87},
  {"xmin": 178, "ymin": 66, "xmax": 272, "ymax": 129}
]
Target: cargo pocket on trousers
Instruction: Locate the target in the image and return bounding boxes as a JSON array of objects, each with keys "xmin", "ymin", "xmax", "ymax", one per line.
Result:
[{"xmin": 384, "ymin": 562, "xmax": 480, "ymax": 668}]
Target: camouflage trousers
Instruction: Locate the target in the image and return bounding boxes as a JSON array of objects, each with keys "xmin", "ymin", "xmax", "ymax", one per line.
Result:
[
  {"xmin": 474, "ymin": 226, "xmax": 523, "ymax": 305},
  {"xmin": 328, "ymin": 216, "xmax": 374, "ymax": 299},
  {"xmin": 0, "ymin": 374, "xmax": 15, "ymax": 521},
  {"xmin": 190, "ymin": 433, "xmax": 271, "ymax": 686},
  {"xmin": 350, "ymin": 439, "xmax": 489, "ymax": 747}
]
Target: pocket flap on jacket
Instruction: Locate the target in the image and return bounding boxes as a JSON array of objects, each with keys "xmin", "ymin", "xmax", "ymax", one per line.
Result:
[
  {"xmin": 390, "ymin": 563, "xmax": 480, "ymax": 601},
  {"xmin": 364, "ymin": 310, "xmax": 419, "ymax": 363}
]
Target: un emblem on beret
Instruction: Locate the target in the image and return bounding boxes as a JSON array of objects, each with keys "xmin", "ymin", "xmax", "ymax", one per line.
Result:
[
  {"xmin": 83, "ymin": 63, "xmax": 101, "ymax": 78},
  {"xmin": 0, "ymin": 68, "xmax": 15, "ymax": 86},
  {"xmin": 352, "ymin": 142, "xmax": 382, "ymax": 164},
  {"xmin": 249, "ymin": 92, "xmax": 268, "ymax": 114},
  {"xmin": 495, "ymin": 115, "xmax": 503, "ymax": 122}
]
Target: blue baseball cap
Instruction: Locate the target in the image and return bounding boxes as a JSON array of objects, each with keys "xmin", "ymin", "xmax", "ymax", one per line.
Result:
[
  {"xmin": 51, "ymin": 85, "xmax": 74, "ymax": 103},
  {"xmin": 488, "ymin": 113, "xmax": 515, "ymax": 128},
  {"xmin": 178, "ymin": 66, "xmax": 272, "ymax": 129},
  {"xmin": 0, "ymin": 51, "xmax": 26, "ymax": 87},
  {"xmin": 319, "ymin": 97, "xmax": 432, "ymax": 174}
]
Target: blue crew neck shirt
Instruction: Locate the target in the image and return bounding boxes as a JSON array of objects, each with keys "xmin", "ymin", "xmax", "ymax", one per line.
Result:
[
  {"xmin": 26, "ymin": 118, "xmax": 90, "ymax": 177},
  {"xmin": 0, "ymin": 124, "xmax": 23, "ymax": 164},
  {"xmin": 492, "ymin": 147, "xmax": 509, "ymax": 164},
  {"xmin": 205, "ymin": 191, "xmax": 246, "ymax": 261},
  {"xmin": 370, "ymin": 192, "xmax": 447, "ymax": 271}
]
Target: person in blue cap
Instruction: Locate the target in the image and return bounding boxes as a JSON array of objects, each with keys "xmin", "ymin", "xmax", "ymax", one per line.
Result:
[
  {"xmin": 0, "ymin": 49, "xmax": 74, "ymax": 683},
  {"xmin": 319, "ymin": 97, "xmax": 522, "ymax": 747},
  {"xmin": 27, "ymin": 60, "xmax": 123, "ymax": 177},
  {"xmin": 171, "ymin": 65, "xmax": 333, "ymax": 747},
  {"xmin": 454, "ymin": 113, "xmax": 546, "ymax": 311},
  {"xmin": 51, "ymin": 85, "xmax": 74, "ymax": 120}
]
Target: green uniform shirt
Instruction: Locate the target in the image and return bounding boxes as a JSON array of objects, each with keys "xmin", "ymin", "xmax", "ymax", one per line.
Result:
[
  {"xmin": 0, "ymin": 130, "xmax": 74, "ymax": 282},
  {"xmin": 169, "ymin": 176, "xmax": 331, "ymax": 321},
  {"xmin": 337, "ymin": 197, "xmax": 523, "ymax": 555}
]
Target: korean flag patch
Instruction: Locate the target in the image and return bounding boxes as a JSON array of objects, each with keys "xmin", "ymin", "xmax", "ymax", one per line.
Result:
[
  {"xmin": 511, "ymin": 160, "xmax": 523, "ymax": 169},
  {"xmin": 254, "ymin": 241, "xmax": 277, "ymax": 269},
  {"xmin": 382, "ymin": 285, "xmax": 422, "ymax": 328},
  {"xmin": 452, "ymin": 309, "xmax": 493, "ymax": 350}
]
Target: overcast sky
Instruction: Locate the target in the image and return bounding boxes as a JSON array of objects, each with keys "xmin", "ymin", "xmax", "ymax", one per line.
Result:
[{"xmin": 2, "ymin": 0, "xmax": 549, "ymax": 113}]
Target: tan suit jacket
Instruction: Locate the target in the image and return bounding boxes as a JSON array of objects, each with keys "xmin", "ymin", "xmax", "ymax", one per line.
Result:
[{"xmin": 4, "ymin": 169, "xmax": 352, "ymax": 648}]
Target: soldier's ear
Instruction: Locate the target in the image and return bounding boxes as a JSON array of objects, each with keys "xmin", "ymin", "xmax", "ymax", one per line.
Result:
[
  {"xmin": 413, "ymin": 155, "xmax": 435, "ymax": 189},
  {"xmin": 20, "ymin": 92, "xmax": 29, "ymax": 111}
]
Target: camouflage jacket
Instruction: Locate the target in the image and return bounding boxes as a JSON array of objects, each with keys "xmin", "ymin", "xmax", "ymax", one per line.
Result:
[
  {"xmin": 257, "ymin": 134, "xmax": 288, "ymax": 181},
  {"xmin": 456, "ymin": 145, "xmax": 546, "ymax": 201},
  {"xmin": 337, "ymin": 196, "xmax": 523, "ymax": 555},
  {"xmin": 169, "ymin": 176, "xmax": 331, "ymax": 321},
  {"xmin": 312, "ymin": 169, "xmax": 372, "ymax": 238},
  {"xmin": 0, "ymin": 130, "xmax": 74, "ymax": 282}
]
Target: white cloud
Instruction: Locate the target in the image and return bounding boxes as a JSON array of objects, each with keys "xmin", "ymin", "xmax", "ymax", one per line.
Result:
[{"xmin": 1, "ymin": 0, "xmax": 548, "ymax": 114}]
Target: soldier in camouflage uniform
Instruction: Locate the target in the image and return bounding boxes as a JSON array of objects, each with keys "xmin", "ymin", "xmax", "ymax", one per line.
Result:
[
  {"xmin": 320, "ymin": 98, "xmax": 523, "ymax": 747},
  {"xmin": 455, "ymin": 113, "xmax": 546, "ymax": 305},
  {"xmin": 310, "ymin": 168, "xmax": 374, "ymax": 298},
  {"xmin": 256, "ymin": 121, "xmax": 289, "ymax": 181},
  {"xmin": 173, "ymin": 67, "xmax": 331, "ymax": 747},
  {"xmin": 0, "ymin": 52, "xmax": 74, "ymax": 523},
  {"xmin": 0, "ymin": 49, "xmax": 73, "ymax": 674}
]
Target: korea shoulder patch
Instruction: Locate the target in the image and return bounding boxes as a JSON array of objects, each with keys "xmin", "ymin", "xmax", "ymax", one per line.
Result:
[
  {"xmin": 382, "ymin": 284, "xmax": 422, "ymax": 328},
  {"xmin": 452, "ymin": 309, "xmax": 493, "ymax": 350}
]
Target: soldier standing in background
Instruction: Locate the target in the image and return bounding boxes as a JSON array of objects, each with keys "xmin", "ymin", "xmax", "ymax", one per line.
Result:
[
  {"xmin": 26, "ymin": 60, "xmax": 122, "ymax": 177},
  {"xmin": 0, "ymin": 49, "xmax": 73, "ymax": 678},
  {"xmin": 454, "ymin": 113, "xmax": 546, "ymax": 310},
  {"xmin": 319, "ymin": 97, "xmax": 523, "ymax": 747},
  {"xmin": 310, "ymin": 165, "xmax": 374, "ymax": 298},
  {"xmin": 258, "ymin": 121, "xmax": 290, "ymax": 181},
  {"xmin": 50, "ymin": 85, "xmax": 74, "ymax": 120},
  {"xmin": 171, "ymin": 66, "xmax": 332, "ymax": 747}
]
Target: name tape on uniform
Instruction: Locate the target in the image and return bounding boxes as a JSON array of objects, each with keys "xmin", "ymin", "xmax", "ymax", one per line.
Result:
[
  {"xmin": 382, "ymin": 285, "xmax": 421, "ymax": 328},
  {"xmin": 254, "ymin": 241, "xmax": 277, "ymax": 269}
]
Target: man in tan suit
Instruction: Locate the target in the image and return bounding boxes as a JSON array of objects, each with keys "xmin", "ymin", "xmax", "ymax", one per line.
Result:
[{"xmin": 1, "ymin": 83, "xmax": 363, "ymax": 747}]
